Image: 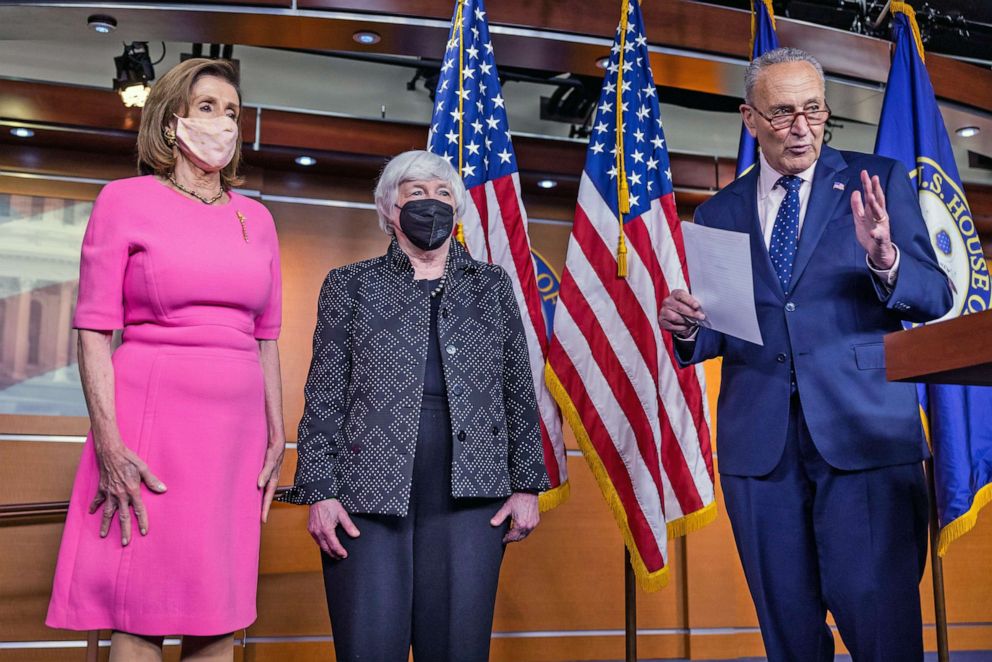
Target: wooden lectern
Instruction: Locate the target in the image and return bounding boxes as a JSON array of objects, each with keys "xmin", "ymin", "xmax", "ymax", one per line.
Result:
[
  {"xmin": 884, "ymin": 308, "xmax": 992, "ymax": 662},
  {"xmin": 885, "ymin": 308, "xmax": 992, "ymax": 385}
]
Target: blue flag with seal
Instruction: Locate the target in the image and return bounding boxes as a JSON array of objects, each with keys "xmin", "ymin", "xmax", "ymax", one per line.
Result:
[
  {"xmin": 735, "ymin": 0, "xmax": 779, "ymax": 178},
  {"xmin": 875, "ymin": 2, "xmax": 992, "ymax": 556}
]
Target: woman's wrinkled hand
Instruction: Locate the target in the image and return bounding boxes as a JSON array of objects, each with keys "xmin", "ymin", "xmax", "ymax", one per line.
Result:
[
  {"xmin": 89, "ymin": 442, "xmax": 167, "ymax": 546},
  {"xmin": 490, "ymin": 492, "xmax": 540, "ymax": 543},
  {"xmin": 309, "ymin": 498, "xmax": 361, "ymax": 560},
  {"xmin": 258, "ymin": 441, "xmax": 285, "ymax": 523}
]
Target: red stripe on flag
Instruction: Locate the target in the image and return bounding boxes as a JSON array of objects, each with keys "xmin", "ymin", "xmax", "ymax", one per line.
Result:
[
  {"xmin": 491, "ymin": 175, "xmax": 550, "ymax": 356},
  {"xmin": 548, "ymin": 337, "xmax": 665, "ymax": 570},
  {"xmin": 558, "ymin": 267, "xmax": 667, "ymax": 501}
]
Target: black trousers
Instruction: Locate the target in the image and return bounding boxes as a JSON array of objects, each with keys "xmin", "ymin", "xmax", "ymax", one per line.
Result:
[
  {"xmin": 722, "ymin": 394, "xmax": 929, "ymax": 662},
  {"xmin": 322, "ymin": 395, "xmax": 508, "ymax": 662}
]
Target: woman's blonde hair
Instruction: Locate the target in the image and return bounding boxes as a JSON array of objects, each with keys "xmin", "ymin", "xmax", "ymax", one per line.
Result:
[{"xmin": 136, "ymin": 58, "xmax": 245, "ymax": 189}]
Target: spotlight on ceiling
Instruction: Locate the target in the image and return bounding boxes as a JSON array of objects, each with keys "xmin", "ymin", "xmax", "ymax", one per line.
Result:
[
  {"xmin": 595, "ymin": 56, "xmax": 610, "ymax": 69},
  {"xmin": 295, "ymin": 156, "xmax": 317, "ymax": 167},
  {"xmin": 353, "ymin": 31, "xmax": 382, "ymax": 45},
  {"xmin": 536, "ymin": 179, "xmax": 558, "ymax": 190},
  {"xmin": 114, "ymin": 42, "xmax": 155, "ymax": 108},
  {"xmin": 10, "ymin": 127, "xmax": 35, "ymax": 138},
  {"xmin": 87, "ymin": 14, "xmax": 117, "ymax": 34},
  {"xmin": 956, "ymin": 126, "xmax": 980, "ymax": 138}
]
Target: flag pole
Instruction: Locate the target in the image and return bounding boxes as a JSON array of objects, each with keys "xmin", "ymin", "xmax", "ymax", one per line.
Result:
[
  {"xmin": 624, "ymin": 547, "xmax": 638, "ymax": 662},
  {"xmin": 925, "ymin": 458, "xmax": 950, "ymax": 662}
]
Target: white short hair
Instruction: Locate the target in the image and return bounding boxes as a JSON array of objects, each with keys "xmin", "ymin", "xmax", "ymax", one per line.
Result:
[
  {"xmin": 744, "ymin": 47, "xmax": 825, "ymax": 106},
  {"xmin": 373, "ymin": 150, "xmax": 467, "ymax": 236}
]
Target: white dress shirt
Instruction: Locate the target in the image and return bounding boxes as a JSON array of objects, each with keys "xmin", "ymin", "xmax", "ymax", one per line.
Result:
[{"xmin": 757, "ymin": 151, "xmax": 816, "ymax": 249}]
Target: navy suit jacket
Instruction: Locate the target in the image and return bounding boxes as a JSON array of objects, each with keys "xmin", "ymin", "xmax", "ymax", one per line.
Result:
[{"xmin": 678, "ymin": 145, "xmax": 952, "ymax": 477}]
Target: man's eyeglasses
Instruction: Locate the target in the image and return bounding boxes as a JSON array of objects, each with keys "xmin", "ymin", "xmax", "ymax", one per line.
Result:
[{"xmin": 747, "ymin": 104, "xmax": 832, "ymax": 131}]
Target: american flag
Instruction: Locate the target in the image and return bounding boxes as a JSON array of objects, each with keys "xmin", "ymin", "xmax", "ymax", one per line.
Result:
[
  {"xmin": 545, "ymin": 0, "xmax": 715, "ymax": 590},
  {"xmin": 427, "ymin": 0, "xmax": 569, "ymax": 508}
]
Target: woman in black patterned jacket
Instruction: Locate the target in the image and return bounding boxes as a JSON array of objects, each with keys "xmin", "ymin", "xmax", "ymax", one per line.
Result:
[{"xmin": 280, "ymin": 150, "xmax": 550, "ymax": 662}]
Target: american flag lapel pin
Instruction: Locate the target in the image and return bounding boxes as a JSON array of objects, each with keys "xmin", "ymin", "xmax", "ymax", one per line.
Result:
[{"xmin": 833, "ymin": 181, "xmax": 846, "ymax": 191}]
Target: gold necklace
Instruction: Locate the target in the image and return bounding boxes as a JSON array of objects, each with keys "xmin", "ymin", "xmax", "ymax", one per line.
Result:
[{"xmin": 169, "ymin": 175, "xmax": 224, "ymax": 205}]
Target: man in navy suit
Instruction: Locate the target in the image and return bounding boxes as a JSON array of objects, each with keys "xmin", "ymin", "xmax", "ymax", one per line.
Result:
[{"xmin": 660, "ymin": 48, "xmax": 951, "ymax": 661}]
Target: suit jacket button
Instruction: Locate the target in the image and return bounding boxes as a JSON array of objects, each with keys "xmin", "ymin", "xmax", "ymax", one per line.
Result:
[
  {"xmin": 776, "ymin": 353, "xmax": 787, "ymax": 363},
  {"xmin": 457, "ymin": 430, "xmax": 466, "ymax": 441},
  {"xmin": 446, "ymin": 344, "xmax": 457, "ymax": 355},
  {"xmin": 453, "ymin": 384, "xmax": 464, "ymax": 396},
  {"xmin": 785, "ymin": 302, "xmax": 796, "ymax": 312}
]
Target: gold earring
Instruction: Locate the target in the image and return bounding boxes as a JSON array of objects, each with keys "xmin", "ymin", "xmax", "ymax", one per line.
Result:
[{"xmin": 163, "ymin": 126, "xmax": 177, "ymax": 147}]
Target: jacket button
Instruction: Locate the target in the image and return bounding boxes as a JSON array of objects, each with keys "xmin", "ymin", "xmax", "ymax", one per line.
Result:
[
  {"xmin": 453, "ymin": 384, "xmax": 464, "ymax": 396},
  {"xmin": 492, "ymin": 424, "xmax": 500, "ymax": 435},
  {"xmin": 785, "ymin": 302, "xmax": 796, "ymax": 312},
  {"xmin": 776, "ymin": 353, "xmax": 787, "ymax": 363},
  {"xmin": 446, "ymin": 344, "xmax": 457, "ymax": 355},
  {"xmin": 457, "ymin": 430, "xmax": 466, "ymax": 441}
]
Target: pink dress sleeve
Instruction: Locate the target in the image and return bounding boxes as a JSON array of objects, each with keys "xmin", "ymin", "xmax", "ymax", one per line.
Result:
[
  {"xmin": 254, "ymin": 216, "xmax": 282, "ymax": 340},
  {"xmin": 73, "ymin": 188, "xmax": 128, "ymax": 331}
]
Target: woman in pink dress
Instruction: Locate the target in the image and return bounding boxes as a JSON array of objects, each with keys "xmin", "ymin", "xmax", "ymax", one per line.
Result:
[{"xmin": 46, "ymin": 58, "xmax": 285, "ymax": 661}]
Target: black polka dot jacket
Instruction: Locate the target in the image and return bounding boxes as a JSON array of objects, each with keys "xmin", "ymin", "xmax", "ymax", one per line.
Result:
[{"xmin": 279, "ymin": 239, "xmax": 551, "ymax": 515}]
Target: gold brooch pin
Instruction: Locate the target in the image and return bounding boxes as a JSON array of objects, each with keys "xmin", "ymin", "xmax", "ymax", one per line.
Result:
[{"xmin": 236, "ymin": 211, "xmax": 249, "ymax": 243}]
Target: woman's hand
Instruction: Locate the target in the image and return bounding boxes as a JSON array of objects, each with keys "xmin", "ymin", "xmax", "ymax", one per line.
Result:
[
  {"xmin": 258, "ymin": 440, "xmax": 285, "ymax": 523},
  {"xmin": 490, "ymin": 492, "xmax": 540, "ymax": 543},
  {"xmin": 89, "ymin": 441, "xmax": 167, "ymax": 546},
  {"xmin": 309, "ymin": 498, "xmax": 361, "ymax": 560},
  {"xmin": 257, "ymin": 339, "xmax": 286, "ymax": 524}
]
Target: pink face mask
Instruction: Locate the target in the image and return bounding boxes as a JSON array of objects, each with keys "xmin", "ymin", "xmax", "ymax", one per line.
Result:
[{"xmin": 174, "ymin": 114, "xmax": 239, "ymax": 172}]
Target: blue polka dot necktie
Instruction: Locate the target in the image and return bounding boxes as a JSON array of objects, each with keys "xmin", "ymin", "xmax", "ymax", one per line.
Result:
[{"xmin": 769, "ymin": 175, "xmax": 804, "ymax": 293}]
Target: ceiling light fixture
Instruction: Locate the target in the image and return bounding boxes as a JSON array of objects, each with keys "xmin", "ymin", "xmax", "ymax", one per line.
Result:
[
  {"xmin": 10, "ymin": 127, "xmax": 35, "ymax": 138},
  {"xmin": 353, "ymin": 31, "xmax": 382, "ymax": 45},
  {"xmin": 87, "ymin": 14, "xmax": 117, "ymax": 34},
  {"xmin": 956, "ymin": 126, "xmax": 980, "ymax": 138},
  {"xmin": 113, "ymin": 42, "xmax": 155, "ymax": 108},
  {"xmin": 295, "ymin": 156, "xmax": 317, "ymax": 167},
  {"xmin": 536, "ymin": 179, "xmax": 558, "ymax": 189}
]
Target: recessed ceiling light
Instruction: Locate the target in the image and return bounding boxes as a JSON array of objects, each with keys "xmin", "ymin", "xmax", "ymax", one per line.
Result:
[
  {"xmin": 956, "ymin": 126, "xmax": 980, "ymax": 138},
  {"xmin": 295, "ymin": 156, "xmax": 317, "ymax": 167},
  {"xmin": 595, "ymin": 56, "xmax": 610, "ymax": 69},
  {"xmin": 11, "ymin": 127, "xmax": 34, "ymax": 138},
  {"xmin": 87, "ymin": 14, "xmax": 118, "ymax": 34},
  {"xmin": 537, "ymin": 179, "xmax": 558, "ymax": 189},
  {"xmin": 353, "ymin": 31, "xmax": 381, "ymax": 45}
]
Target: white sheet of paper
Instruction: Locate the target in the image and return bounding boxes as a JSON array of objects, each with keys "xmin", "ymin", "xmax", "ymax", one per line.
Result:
[{"xmin": 680, "ymin": 221, "xmax": 764, "ymax": 346}]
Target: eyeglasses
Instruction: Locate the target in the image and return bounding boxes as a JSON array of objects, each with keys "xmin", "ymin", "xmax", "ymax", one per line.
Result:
[{"xmin": 747, "ymin": 103, "xmax": 832, "ymax": 131}]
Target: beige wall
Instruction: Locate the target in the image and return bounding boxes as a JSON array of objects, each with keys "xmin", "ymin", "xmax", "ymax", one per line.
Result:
[{"xmin": 1, "ymin": 178, "xmax": 990, "ymax": 661}]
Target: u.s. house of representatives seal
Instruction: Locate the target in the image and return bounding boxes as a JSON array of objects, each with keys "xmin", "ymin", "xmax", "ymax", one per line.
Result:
[
  {"xmin": 531, "ymin": 248, "xmax": 560, "ymax": 339},
  {"xmin": 912, "ymin": 157, "xmax": 991, "ymax": 321}
]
